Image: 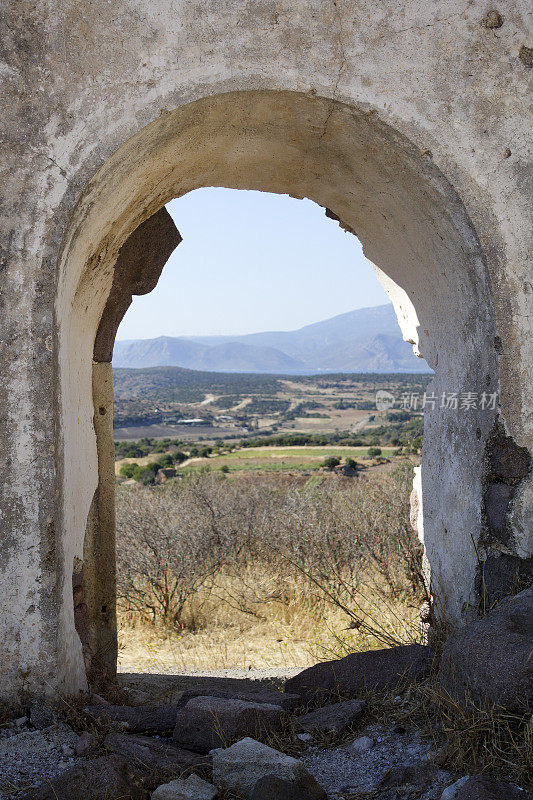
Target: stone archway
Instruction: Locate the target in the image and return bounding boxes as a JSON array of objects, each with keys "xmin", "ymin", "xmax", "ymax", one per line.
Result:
[
  {"xmin": 2, "ymin": 0, "xmax": 532, "ymax": 708},
  {"xmin": 55, "ymin": 90, "xmax": 503, "ymax": 692}
]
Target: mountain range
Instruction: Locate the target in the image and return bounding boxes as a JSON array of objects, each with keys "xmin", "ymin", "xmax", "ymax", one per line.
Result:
[{"xmin": 113, "ymin": 303, "xmax": 429, "ymax": 374}]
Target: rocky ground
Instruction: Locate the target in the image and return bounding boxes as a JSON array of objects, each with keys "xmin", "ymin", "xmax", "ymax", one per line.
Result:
[
  {"xmin": 1, "ymin": 649, "xmax": 530, "ymax": 800},
  {"xmin": 3, "ymin": 569, "xmax": 531, "ymax": 800}
]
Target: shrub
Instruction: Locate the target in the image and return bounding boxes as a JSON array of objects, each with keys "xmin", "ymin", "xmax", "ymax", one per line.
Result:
[
  {"xmin": 137, "ymin": 465, "xmax": 158, "ymax": 485},
  {"xmin": 323, "ymin": 456, "xmax": 341, "ymax": 470},
  {"xmin": 116, "ymin": 478, "xmax": 225, "ymax": 627},
  {"xmin": 368, "ymin": 446, "xmax": 382, "ymax": 457},
  {"xmin": 156, "ymin": 453, "xmax": 174, "ymax": 468},
  {"xmin": 119, "ymin": 462, "xmax": 138, "ymax": 478}
]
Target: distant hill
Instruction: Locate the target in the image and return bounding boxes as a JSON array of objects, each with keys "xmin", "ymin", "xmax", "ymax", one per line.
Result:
[
  {"xmin": 113, "ymin": 366, "xmax": 283, "ymax": 401},
  {"xmin": 113, "ymin": 304, "xmax": 429, "ymax": 373},
  {"xmin": 113, "ymin": 337, "xmax": 305, "ymax": 373}
]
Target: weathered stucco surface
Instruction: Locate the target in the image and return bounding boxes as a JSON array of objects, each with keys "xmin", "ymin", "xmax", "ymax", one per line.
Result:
[{"xmin": 0, "ymin": 0, "xmax": 531, "ymax": 701}]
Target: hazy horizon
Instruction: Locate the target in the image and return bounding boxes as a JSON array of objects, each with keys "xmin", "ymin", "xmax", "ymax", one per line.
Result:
[
  {"xmin": 116, "ymin": 188, "xmax": 390, "ymax": 341},
  {"xmin": 116, "ymin": 300, "xmax": 392, "ymax": 343}
]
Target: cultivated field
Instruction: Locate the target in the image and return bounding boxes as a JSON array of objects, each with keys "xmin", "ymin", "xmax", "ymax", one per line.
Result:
[
  {"xmin": 171, "ymin": 445, "xmax": 397, "ymax": 472},
  {"xmin": 115, "ymin": 445, "xmax": 399, "ymax": 477},
  {"xmin": 113, "ymin": 367, "xmax": 430, "ymax": 442}
]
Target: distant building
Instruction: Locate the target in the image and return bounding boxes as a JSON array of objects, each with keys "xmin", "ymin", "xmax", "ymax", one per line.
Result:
[{"xmin": 155, "ymin": 467, "xmax": 176, "ymax": 483}]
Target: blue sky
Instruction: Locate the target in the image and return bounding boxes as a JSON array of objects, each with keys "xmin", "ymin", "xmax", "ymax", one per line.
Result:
[{"xmin": 116, "ymin": 188, "xmax": 389, "ymax": 340}]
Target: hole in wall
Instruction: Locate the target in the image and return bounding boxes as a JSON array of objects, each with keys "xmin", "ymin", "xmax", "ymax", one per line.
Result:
[
  {"xmin": 59, "ymin": 90, "xmax": 500, "ymax": 691},
  {"xmin": 108, "ymin": 188, "xmax": 431, "ymax": 678},
  {"xmin": 72, "ymin": 556, "xmax": 89, "ymax": 649}
]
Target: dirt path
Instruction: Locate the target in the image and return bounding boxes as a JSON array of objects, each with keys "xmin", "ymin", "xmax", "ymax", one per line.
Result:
[{"xmin": 198, "ymin": 393, "xmax": 216, "ymax": 406}]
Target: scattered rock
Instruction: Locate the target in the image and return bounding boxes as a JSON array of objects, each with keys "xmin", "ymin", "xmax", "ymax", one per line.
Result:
[
  {"xmin": 91, "ymin": 693, "xmax": 110, "ymax": 705},
  {"xmin": 454, "ymin": 775, "xmax": 532, "ymax": 800},
  {"xmin": 346, "ymin": 735, "xmax": 374, "ymax": 754},
  {"xmin": 104, "ymin": 732, "xmax": 206, "ymax": 774},
  {"xmin": 84, "ymin": 702, "xmax": 178, "ymax": 733},
  {"xmin": 0, "ymin": 724, "xmax": 79, "ymax": 792},
  {"xmin": 302, "ymin": 721, "xmax": 446, "ymax": 796},
  {"xmin": 15, "ymin": 754, "xmax": 145, "ymax": 800},
  {"xmin": 212, "ymin": 737, "xmax": 326, "ymax": 798},
  {"xmin": 519, "ymin": 45, "xmax": 533, "ymax": 68},
  {"xmin": 439, "ymin": 586, "xmax": 533, "ymax": 710},
  {"xmin": 482, "ymin": 10, "xmax": 503, "ymax": 29},
  {"xmin": 293, "ymin": 699, "xmax": 365, "ymax": 736},
  {"xmin": 75, "ymin": 731, "xmax": 98, "ymax": 756},
  {"xmin": 123, "ymin": 687, "xmax": 153, "ymax": 706},
  {"xmin": 440, "ymin": 776, "xmax": 470, "ymax": 800},
  {"xmin": 250, "ymin": 773, "xmax": 326, "ymax": 800},
  {"xmin": 296, "ymin": 732, "xmax": 311, "ymax": 742},
  {"xmin": 285, "ymin": 644, "xmax": 429, "ymax": 702},
  {"xmin": 151, "ymin": 774, "xmax": 218, "ymax": 800},
  {"xmin": 173, "ymin": 697, "xmax": 286, "ymax": 752},
  {"xmin": 392, "ymin": 724, "xmax": 407, "ymax": 734}
]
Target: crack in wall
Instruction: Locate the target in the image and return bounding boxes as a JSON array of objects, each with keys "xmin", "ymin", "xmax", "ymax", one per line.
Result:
[{"xmin": 318, "ymin": 0, "xmax": 347, "ymax": 142}]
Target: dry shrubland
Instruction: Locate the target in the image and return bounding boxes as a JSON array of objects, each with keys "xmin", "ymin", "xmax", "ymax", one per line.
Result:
[{"xmin": 115, "ymin": 463, "xmax": 427, "ymax": 671}]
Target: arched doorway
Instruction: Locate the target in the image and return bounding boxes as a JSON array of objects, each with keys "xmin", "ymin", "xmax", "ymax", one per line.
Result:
[{"xmin": 57, "ymin": 90, "xmax": 498, "ymax": 691}]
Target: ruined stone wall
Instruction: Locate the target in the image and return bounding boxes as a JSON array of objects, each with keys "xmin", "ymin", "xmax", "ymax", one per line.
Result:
[{"xmin": 0, "ymin": 0, "xmax": 531, "ymax": 701}]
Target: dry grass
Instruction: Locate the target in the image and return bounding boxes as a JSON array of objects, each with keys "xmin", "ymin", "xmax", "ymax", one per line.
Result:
[
  {"xmin": 117, "ymin": 568, "xmax": 419, "ymax": 674},
  {"xmin": 117, "ymin": 585, "xmax": 318, "ymax": 673},
  {"xmin": 365, "ymin": 679, "xmax": 533, "ymax": 792},
  {"xmin": 421, "ymin": 683, "xmax": 533, "ymax": 790}
]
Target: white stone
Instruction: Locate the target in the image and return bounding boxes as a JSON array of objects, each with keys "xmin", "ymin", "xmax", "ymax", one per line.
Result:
[
  {"xmin": 151, "ymin": 774, "xmax": 218, "ymax": 800},
  {"xmin": 212, "ymin": 737, "xmax": 316, "ymax": 797},
  {"xmin": 440, "ymin": 776, "xmax": 470, "ymax": 800},
  {"xmin": 347, "ymin": 735, "xmax": 374, "ymax": 754}
]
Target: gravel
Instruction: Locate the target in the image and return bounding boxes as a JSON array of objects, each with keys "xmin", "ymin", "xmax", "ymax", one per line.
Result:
[
  {"xmin": 0, "ymin": 722, "xmax": 79, "ymax": 797},
  {"xmin": 302, "ymin": 722, "xmax": 453, "ymax": 799}
]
